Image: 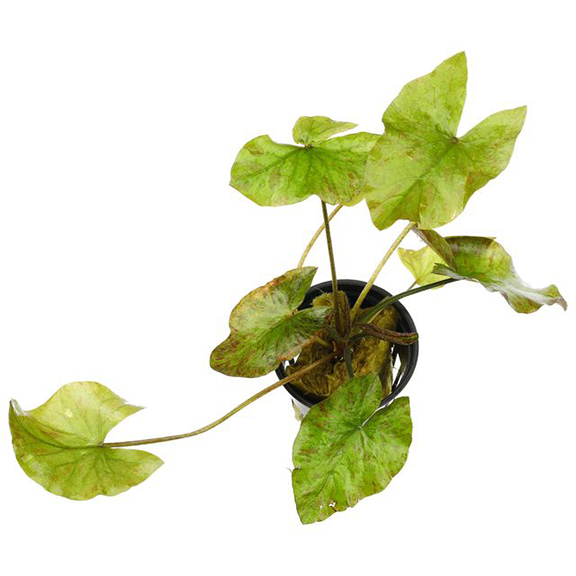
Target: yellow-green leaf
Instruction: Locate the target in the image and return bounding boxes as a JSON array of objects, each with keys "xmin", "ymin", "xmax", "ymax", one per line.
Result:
[
  {"xmin": 292, "ymin": 115, "xmax": 357, "ymax": 146},
  {"xmin": 365, "ymin": 52, "xmax": 526, "ymax": 230},
  {"xmin": 398, "ymin": 246, "xmax": 449, "ymax": 286},
  {"xmin": 210, "ymin": 267, "xmax": 331, "ymax": 377},
  {"xmin": 400, "ymin": 233, "xmax": 567, "ymax": 313},
  {"xmin": 230, "ymin": 116, "xmax": 379, "ymax": 206},
  {"xmin": 9, "ymin": 382, "xmax": 162, "ymax": 500},
  {"xmin": 292, "ymin": 374, "xmax": 412, "ymax": 524}
]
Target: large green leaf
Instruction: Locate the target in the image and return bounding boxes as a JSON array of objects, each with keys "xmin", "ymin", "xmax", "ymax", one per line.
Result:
[
  {"xmin": 210, "ymin": 267, "xmax": 331, "ymax": 377},
  {"xmin": 230, "ymin": 116, "xmax": 379, "ymax": 206},
  {"xmin": 400, "ymin": 234, "xmax": 567, "ymax": 313},
  {"xmin": 292, "ymin": 374, "xmax": 412, "ymax": 524},
  {"xmin": 9, "ymin": 382, "xmax": 163, "ymax": 500},
  {"xmin": 365, "ymin": 52, "xmax": 527, "ymax": 230}
]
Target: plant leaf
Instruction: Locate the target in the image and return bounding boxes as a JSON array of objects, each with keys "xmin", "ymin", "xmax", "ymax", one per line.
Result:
[
  {"xmin": 9, "ymin": 382, "xmax": 163, "ymax": 500},
  {"xmin": 292, "ymin": 374, "xmax": 412, "ymax": 524},
  {"xmin": 398, "ymin": 246, "xmax": 450, "ymax": 287},
  {"xmin": 230, "ymin": 117, "xmax": 379, "ymax": 206},
  {"xmin": 357, "ymin": 323, "xmax": 419, "ymax": 345},
  {"xmin": 401, "ymin": 233, "xmax": 567, "ymax": 313},
  {"xmin": 210, "ymin": 267, "xmax": 331, "ymax": 377},
  {"xmin": 292, "ymin": 115, "xmax": 357, "ymax": 146},
  {"xmin": 365, "ymin": 52, "xmax": 527, "ymax": 230}
]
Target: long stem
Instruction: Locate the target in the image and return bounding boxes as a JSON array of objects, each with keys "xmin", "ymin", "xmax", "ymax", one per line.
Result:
[
  {"xmin": 102, "ymin": 355, "xmax": 334, "ymax": 448},
  {"xmin": 298, "ymin": 204, "xmax": 343, "ymax": 268},
  {"xmin": 321, "ymin": 200, "xmax": 342, "ymax": 334},
  {"xmin": 356, "ymin": 278, "xmax": 458, "ymax": 325},
  {"xmin": 350, "ymin": 222, "xmax": 415, "ymax": 321}
]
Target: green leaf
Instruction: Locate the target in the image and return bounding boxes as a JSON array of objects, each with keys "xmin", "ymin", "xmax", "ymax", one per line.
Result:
[
  {"xmin": 292, "ymin": 116, "xmax": 357, "ymax": 146},
  {"xmin": 401, "ymin": 234, "xmax": 567, "ymax": 313},
  {"xmin": 230, "ymin": 116, "xmax": 379, "ymax": 206},
  {"xmin": 398, "ymin": 246, "xmax": 449, "ymax": 287},
  {"xmin": 365, "ymin": 52, "xmax": 527, "ymax": 230},
  {"xmin": 210, "ymin": 267, "xmax": 331, "ymax": 377},
  {"xmin": 9, "ymin": 382, "xmax": 163, "ymax": 500},
  {"xmin": 292, "ymin": 374, "xmax": 412, "ymax": 524}
]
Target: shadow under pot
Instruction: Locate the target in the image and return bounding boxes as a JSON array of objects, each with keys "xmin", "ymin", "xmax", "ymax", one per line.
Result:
[{"xmin": 275, "ymin": 279, "xmax": 419, "ymax": 417}]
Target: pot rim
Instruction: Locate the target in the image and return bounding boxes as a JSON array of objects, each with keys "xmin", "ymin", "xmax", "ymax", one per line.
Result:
[{"xmin": 276, "ymin": 279, "xmax": 419, "ymax": 409}]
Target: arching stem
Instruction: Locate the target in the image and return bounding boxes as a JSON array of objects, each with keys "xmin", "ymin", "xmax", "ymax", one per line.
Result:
[
  {"xmin": 102, "ymin": 354, "xmax": 335, "ymax": 448},
  {"xmin": 297, "ymin": 204, "xmax": 343, "ymax": 268},
  {"xmin": 350, "ymin": 222, "xmax": 415, "ymax": 321},
  {"xmin": 356, "ymin": 278, "xmax": 458, "ymax": 325}
]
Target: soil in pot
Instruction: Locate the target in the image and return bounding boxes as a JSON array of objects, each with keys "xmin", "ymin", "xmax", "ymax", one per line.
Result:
[{"xmin": 276, "ymin": 280, "xmax": 419, "ymax": 410}]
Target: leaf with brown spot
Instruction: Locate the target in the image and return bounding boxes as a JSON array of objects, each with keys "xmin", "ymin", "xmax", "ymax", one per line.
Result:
[
  {"xmin": 9, "ymin": 382, "xmax": 162, "ymax": 500},
  {"xmin": 292, "ymin": 374, "xmax": 412, "ymax": 524},
  {"xmin": 230, "ymin": 116, "xmax": 379, "ymax": 206},
  {"xmin": 364, "ymin": 52, "xmax": 526, "ymax": 230},
  {"xmin": 400, "ymin": 233, "xmax": 567, "ymax": 313},
  {"xmin": 210, "ymin": 267, "xmax": 331, "ymax": 377}
]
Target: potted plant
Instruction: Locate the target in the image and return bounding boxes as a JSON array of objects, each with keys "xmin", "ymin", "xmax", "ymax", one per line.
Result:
[{"xmin": 9, "ymin": 52, "xmax": 566, "ymax": 524}]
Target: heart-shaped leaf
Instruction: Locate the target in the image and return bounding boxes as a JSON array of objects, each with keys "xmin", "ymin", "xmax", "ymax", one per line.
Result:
[
  {"xmin": 9, "ymin": 382, "xmax": 163, "ymax": 500},
  {"xmin": 210, "ymin": 267, "xmax": 331, "ymax": 377},
  {"xmin": 400, "ymin": 234, "xmax": 567, "ymax": 313},
  {"xmin": 365, "ymin": 52, "xmax": 526, "ymax": 230},
  {"xmin": 230, "ymin": 116, "xmax": 379, "ymax": 206},
  {"xmin": 292, "ymin": 374, "xmax": 412, "ymax": 524}
]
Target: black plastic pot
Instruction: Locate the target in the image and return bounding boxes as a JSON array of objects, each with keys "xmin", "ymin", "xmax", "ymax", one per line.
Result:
[{"xmin": 275, "ymin": 279, "xmax": 419, "ymax": 414}]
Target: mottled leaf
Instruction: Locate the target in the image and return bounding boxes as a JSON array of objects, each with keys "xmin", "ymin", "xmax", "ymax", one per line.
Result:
[
  {"xmin": 400, "ymin": 234, "xmax": 567, "ymax": 313},
  {"xmin": 292, "ymin": 115, "xmax": 357, "ymax": 146},
  {"xmin": 292, "ymin": 374, "xmax": 412, "ymax": 524},
  {"xmin": 9, "ymin": 382, "xmax": 163, "ymax": 500},
  {"xmin": 210, "ymin": 267, "xmax": 331, "ymax": 377},
  {"xmin": 365, "ymin": 52, "xmax": 526, "ymax": 230},
  {"xmin": 230, "ymin": 116, "xmax": 379, "ymax": 206}
]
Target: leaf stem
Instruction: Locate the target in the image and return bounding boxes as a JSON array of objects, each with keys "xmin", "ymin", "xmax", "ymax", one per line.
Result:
[
  {"xmin": 344, "ymin": 347, "xmax": 354, "ymax": 379},
  {"xmin": 298, "ymin": 204, "xmax": 343, "ymax": 268},
  {"xmin": 356, "ymin": 278, "xmax": 458, "ymax": 325},
  {"xmin": 321, "ymin": 200, "xmax": 342, "ymax": 334},
  {"xmin": 101, "ymin": 355, "xmax": 335, "ymax": 448},
  {"xmin": 350, "ymin": 222, "xmax": 415, "ymax": 321}
]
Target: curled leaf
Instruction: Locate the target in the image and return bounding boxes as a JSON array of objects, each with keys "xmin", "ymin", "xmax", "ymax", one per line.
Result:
[
  {"xmin": 9, "ymin": 382, "xmax": 162, "ymax": 500},
  {"xmin": 210, "ymin": 267, "xmax": 331, "ymax": 377},
  {"xmin": 288, "ymin": 306, "xmax": 398, "ymax": 398},
  {"xmin": 292, "ymin": 374, "xmax": 412, "ymax": 524},
  {"xmin": 357, "ymin": 323, "xmax": 419, "ymax": 345},
  {"xmin": 400, "ymin": 233, "xmax": 567, "ymax": 313},
  {"xmin": 365, "ymin": 52, "xmax": 526, "ymax": 230},
  {"xmin": 230, "ymin": 116, "xmax": 379, "ymax": 206}
]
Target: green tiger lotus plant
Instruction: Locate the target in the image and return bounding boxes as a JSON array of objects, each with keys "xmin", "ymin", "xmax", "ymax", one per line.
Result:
[{"xmin": 9, "ymin": 52, "xmax": 567, "ymax": 524}]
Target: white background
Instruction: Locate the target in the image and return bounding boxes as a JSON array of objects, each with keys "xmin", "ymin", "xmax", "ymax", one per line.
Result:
[{"xmin": 1, "ymin": 1, "xmax": 574, "ymax": 574}]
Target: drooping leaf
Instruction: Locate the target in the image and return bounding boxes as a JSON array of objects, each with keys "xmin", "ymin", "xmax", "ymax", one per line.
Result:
[
  {"xmin": 288, "ymin": 306, "xmax": 398, "ymax": 398},
  {"xmin": 230, "ymin": 116, "xmax": 379, "ymax": 206},
  {"xmin": 357, "ymin": 323, "xmax": 419, "ymax": 345},
  {"xmin": 365, "ymin": 52, "xmax": 527, "ymax": 230},
  {"xmin": 210, "ymin": 267, "xmax": 331, "ymax": 377},
  {"xmin": 292, "ymin": 374, "xmax": 412, "ymax": 524},
  {"xmin": 9, "ymin": 382, "xmax": 163, "ymax": 500},
  {"xmin": 400, "ymin": 234, "xmax": 567, "ymax": 313},
  {"xmin": 292, "ymin": 116, "xmax": 357, "ymax": 146}
]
